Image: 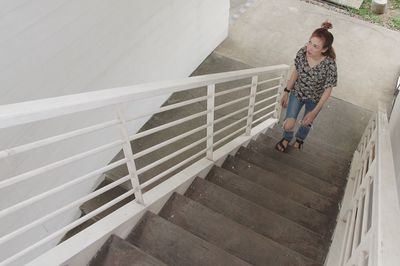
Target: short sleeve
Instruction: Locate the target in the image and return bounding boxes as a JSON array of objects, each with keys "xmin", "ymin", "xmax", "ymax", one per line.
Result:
[
  {"xmin": 294, "ymin": 47, "xmax": 306, "ymax": 72},
  {"xmin": 324, "ymin": 60, "xmax": 337, "ymax": 89}
]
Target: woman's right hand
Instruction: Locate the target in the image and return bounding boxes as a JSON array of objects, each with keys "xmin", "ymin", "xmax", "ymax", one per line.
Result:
[{"xmin": 280, "ymin": 92, "xmax": 289, "ymax": 108}]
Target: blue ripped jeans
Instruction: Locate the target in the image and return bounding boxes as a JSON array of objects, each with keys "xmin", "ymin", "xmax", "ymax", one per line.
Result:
[{"xmin": 283, "ymin": 93, "xmax": 317, "ymax": 142}]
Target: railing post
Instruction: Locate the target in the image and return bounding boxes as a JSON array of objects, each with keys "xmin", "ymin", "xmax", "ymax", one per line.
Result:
[
  {"xmin": 245, "ymin": 76, "xmax": 258, "ymax": 135},
  {"xmin": 206, "ymin": 84, "xmax": 215, "ymax": 160},
  {"xmin": 274, "ymin": 69, "xmax": 290, "ymax": 121},
  {"xmin": 115, "ymin": 105, "xmax": 144, "ymax": 204}
]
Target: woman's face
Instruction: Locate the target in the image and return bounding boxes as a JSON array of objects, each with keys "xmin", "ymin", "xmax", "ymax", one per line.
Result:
[{"xmin": 306, "ymin": 36, "xmax": 327, "ymax": 58}]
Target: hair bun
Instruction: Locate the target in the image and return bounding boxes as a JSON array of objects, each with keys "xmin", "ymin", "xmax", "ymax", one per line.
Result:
[{"xmin": 321, "ymin": 21, "xmax": 333, "ymax": 30}]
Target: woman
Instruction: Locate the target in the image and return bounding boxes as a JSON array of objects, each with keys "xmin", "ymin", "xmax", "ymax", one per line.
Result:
[{"xmin": 275, "ymin": 21, "xmax": 337, "ymax": 152}]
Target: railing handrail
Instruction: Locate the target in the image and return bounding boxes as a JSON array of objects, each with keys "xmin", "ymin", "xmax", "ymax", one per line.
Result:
[
  {"xmin": 375, "ymin": 104, "xmax": 400, "ymax": 265},
  {"xmin": 325, "ymin": 104, "xmax": 400, "ymax": 266},
  {"xmin": 0, "ymin": 65, "xmax": 288, "ymax": 129}
]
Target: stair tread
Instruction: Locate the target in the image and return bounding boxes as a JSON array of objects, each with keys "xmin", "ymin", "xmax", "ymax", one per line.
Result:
[
  {"xmin": 266, "ymin": 127, "xmax": 352, "ymax": 163},
  {"xmin": 159, "ymin": 192, "xmax": 319, "ymax": 266},
  {"xmin": 236, "ymin": 147, "xmax": 342, "ymax": 202},
  {"xmin": 185, "ymin": 177, "xmax": 329, "ymax": 263},
  {"xmin": 80, "ymin": 178, "xmax": 134, "ymax": 221},
  {"xmin": 128, "ymin": 211, "xmax": 251, "ymax": 266},
  {"xmin": 207, "ymin": 166, "xmax": 333, "ymax": 236},
  {"xmin": 249, "ymin": 135, "xmax": 348, "ymax": 186},
  {"xmin": 89, "ymin": 235, "xmax": 166, "ymax": 266},
  {"xmin": 222, "ymin": 156, "xmax": 337, "ymax": 215},
  {"xmin": 258, "ymin": 132, "xmax": 350, "ymax": 170}
]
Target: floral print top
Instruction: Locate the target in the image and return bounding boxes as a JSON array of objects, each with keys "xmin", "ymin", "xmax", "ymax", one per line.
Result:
[{"xmin": 293, "ymin": 46, "xmax": 337, "ymax": 103}]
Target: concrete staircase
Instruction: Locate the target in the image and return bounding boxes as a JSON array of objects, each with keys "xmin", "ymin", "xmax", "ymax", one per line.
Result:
[{"xmin": 88, "ymin": 126, "xmax": 349, "ymax": 266}]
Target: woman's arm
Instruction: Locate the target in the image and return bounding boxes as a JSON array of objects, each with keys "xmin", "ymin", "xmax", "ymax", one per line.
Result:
[
  {"xmin": 302, "ymin": 87, "xmax": 332, "ymax": 125},
  {"xmin": 280, "ymin": 69, "xmax": 298, "ymax": 108}
]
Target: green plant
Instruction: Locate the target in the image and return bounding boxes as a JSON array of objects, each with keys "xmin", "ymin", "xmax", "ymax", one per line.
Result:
[
  {"xmin": 392, "ymin": 0, "xmax": 400, "ymax": 9},
  {"xmin": 389, "ymin": 16, "xmax": 400, "ymax": 29},
  {"xmin": 346, "ymin": 0, "xmax": 382, "ymax": 23}
]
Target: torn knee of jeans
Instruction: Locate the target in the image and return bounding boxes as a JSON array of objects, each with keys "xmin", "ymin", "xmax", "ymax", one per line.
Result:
[{"xmin": 283, "ymin": 119, "xmax": 295, "ymax": 131}]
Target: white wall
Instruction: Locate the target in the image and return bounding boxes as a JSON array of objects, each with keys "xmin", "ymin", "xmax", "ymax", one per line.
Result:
[
  {"xmin": 389, "ymin": 91, "xmax": 400, "ymax": 202},
  {"xmin": 0, "ymin": 0, "xmax": 229, "ymax": 263}
]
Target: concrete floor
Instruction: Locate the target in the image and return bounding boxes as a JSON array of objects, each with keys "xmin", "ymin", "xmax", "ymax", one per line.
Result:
[{"xmin": 219, "ymin": 0, "xmax": 400, "ymax": 111}]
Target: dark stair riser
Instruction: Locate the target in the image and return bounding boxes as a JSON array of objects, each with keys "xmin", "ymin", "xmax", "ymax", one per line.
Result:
[
  {"xmin": 222, "ymin": 156, "xmax": 337, "ymax": 215},
  {"xmin": 128, "ymin": 212, "xmax": 251, "ymax": 266},
  {"xmin": 89, "ymin": 235, "xmax": 166, "ymax": 266},
  {"xmin": 236, "ymin": 147, "xmax": 342, "ymax": 203},
  {"xmin": 185, "ymin": 177, "xmax": 329, "ymax": 263},
  {"xmin": 207, "ymin": 166, "xmax": 334, "ymax": 236},
  {"xmin": 248, "ymin": 137, "xmax": 347, "ymax": 187},
  {"xmin": 159, "ymin": 192, "xmax": 320, "ymax": 266},
  {"xmin": 255, "ymin": 133, "xmax": 350, "ymax": 174}
]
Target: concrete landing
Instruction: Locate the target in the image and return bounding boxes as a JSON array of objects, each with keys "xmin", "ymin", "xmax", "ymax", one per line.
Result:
[
  {"xmin": 216, "ymin": 0, "xmax": 400, "ymax": 111},
  {"xmin": 326, "ymin": 0, "xmax": 363, "ymax": 9}
]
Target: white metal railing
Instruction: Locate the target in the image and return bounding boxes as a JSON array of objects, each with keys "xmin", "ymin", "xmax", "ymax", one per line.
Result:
[
  {"xmin": 0, "ymin": 65, "xmax": 289, "ymax": 265},
  {"xmin": 325, "ymin": 105, "xmax": 400, "ymax": 266}
]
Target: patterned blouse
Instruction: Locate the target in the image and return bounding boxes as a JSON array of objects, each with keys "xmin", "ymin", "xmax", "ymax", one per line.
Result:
[{"xmin": 293, "ymin": 46, "xmax": 337, "ymax": 102}]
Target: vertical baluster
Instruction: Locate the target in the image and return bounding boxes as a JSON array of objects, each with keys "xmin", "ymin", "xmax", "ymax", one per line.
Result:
[
  {"xmin": 115, "ymin": 105, "xmax": 144, "ymax": 204},
  {"xmin": 274, "ymin": 69, "xmax": 289, "ymax": 121},
  {"xmin": 245, "ymin": 76, "xmax": 258, "ymax": 135},
  {"xmin": 206, "ymin": 84, "xmax": 215, "ymax": 160}
]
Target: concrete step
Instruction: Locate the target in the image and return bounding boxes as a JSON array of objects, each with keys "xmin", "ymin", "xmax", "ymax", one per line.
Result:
[
  {"xmin": 255, "ymin": 132, "xmax": 350, "ymax": 176},
  {"xmin": 222, "ymin": 156, "xmax": 337, "ymax": 215},
  {"xmin": 207, "ymin": 166, "xmax": 333, "ymax": 237},
  {"xmin": 247, "ymin": 135, "xmax": 346, "ymax": 187},
  {"xmin": 266, "ymin": 126, "xmax": 352, "ymax": 164},
  {"xmin": 89, "ymin": 235, "xmax": 166, "ymax": 266},
  {"xmin": 185, "ymin": 177, "xmax": 329, "ymax": 263},
  {"xmin": 128, "ymin": 211, "xmax": 251, "ymax": 266},
  {"xmin": 80, "ymin": 178, "xmax": 134, "ymax": 221},
  {"xmin": 159, "ymin": 192, "xmax": 319, "ymax": 266},
  {"xmin": 236, "ymin": 147, "xmax": 341, "ymax": 203}
]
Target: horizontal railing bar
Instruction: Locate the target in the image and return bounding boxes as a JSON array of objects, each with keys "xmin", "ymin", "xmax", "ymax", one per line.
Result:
[
  {"xmin": 214, "ymin": 106, "xmax": 248, "ymax": 125},
  {"xmin": 0, "ymin": 140, "xmax": 124, "ymax": 190},
  {"xmin": 140, "ymin": 148, "xmax": 207, "ymax": 189},
  {"xmin": 253, "ymin": 102, "xmax": 277, "ymax": 116},
  {"xmin": 0, "ymin": 120, "xmax": 120, "ymax": 160},
  {"xmin": 257, "ymin": 76, "xmax": 282, "ymax": 85},
  {"xmin": 214, "ymin": 84, "xmax": 251, "ymax": 97},
  {"xmin": 252, "ymin": 110, "xmax": 275, "ymax": 125},
  {"xmin": 255, "ymin": 94, "xmax": 278, "ymax": 107},
  {"xmin": 0, "ymin": 65, "xmax": 289, "ymax": 129},
  {"xmin": 125, "ymin": 96, "xmax": 208, "ymax": 123},
  {"xmin": 214, "ymin": 127, "xmax": 246, "ymax": 147},
  {"xmin": 133, "ymin": 125, "xmax": 207, "ymax": 159},
  {"xmin": 0, "ymin": 158, "xmax": 128, "ymax": 219},
  {"xmin": 0, "ymin": 189, "xmax": 135, "ymax": 266},
  {"xmin": 0, "ymin": 175, "xmax": 131, "ymax": 246},
  {"xmin": 255, "ymin": 85, "xmax": 280, "ymax": 96},
  {"xmin": 214, "ymin": 117, "xmax": 248, "ymax": 137},
  {"xmin": 137, "ymin": 137, "xmax": 207, "ymax": 175},
  {"xmin": 214, "ymin": 95, "xmax": 250, "ymax": 111},
  {"xmin": 130, "ymin": 111, "xmax": 208, "ymax": 141}
]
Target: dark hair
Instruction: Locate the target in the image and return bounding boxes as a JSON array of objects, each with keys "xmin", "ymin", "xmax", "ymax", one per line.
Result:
[{"xmin": 311, "ymin": 21, "xmax": 336, "ymax": 60}]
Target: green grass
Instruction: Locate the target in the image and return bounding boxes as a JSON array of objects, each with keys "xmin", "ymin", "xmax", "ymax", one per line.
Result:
[
  {"xmin": 393, "ymin": 0, "xmax": 400, "ymax": 8},
  {"xmin": 346, "ymin": 0, "xmax": 382, "ymax": 23},
  {"xmin": 389, "ymin": 16, "xmax": 400, "ymax": 29}
]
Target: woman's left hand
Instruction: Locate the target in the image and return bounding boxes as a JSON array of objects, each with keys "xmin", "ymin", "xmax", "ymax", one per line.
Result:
[{"xmin": 303, "ymin": 111, "xmax": 316, "ymax": 126}]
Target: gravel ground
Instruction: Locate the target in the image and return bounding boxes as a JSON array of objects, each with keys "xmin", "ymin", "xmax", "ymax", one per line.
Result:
[{"xmin": 300, "ymin": 0, "xmax": 400, "ymax": 31}]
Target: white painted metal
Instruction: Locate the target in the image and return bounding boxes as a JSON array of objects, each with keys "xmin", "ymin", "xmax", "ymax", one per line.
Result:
[
  {"xmin": 116, "ymin": 106, "xmax": 143, "ymax": 204},
  {"xmin": 207, "ymin": 84, "xmax": 216, "ymax": 160},
  {"xmin": 214, "ymin": 106, "xmax": 249, "ymax": 124},
  {"xmin": 0, "ymin": 65, "xmax": 289, "ymax": 265},
  {"xmin": 245, "ymin": 76, "xmax": 258, "ymax": 135},
  {"xmin": 252, "ymin": 110, "xmax": 275, "ymax": 125},
  {"xmin": 0, "ymin": 120, "xmax": 119, "ymax": 160},
  {"xmin": 325, "ymin": 106, "xmax": 400, "ymax": 266},
  {"xmin": 256, "ymin": 77, "xmax": 282, "ymax": 86},
  {"xmin": 253, "ymin": 102, "xmax": 277, "ymax": 116},
  {"xmin": 255, "ymin": 85, "xmax": 280, "ymax": 96},
  {"xmin": 0, "ymin": 140, "xmax": 124, "ymax": 189},
  {"xmin": 214, "ymin": 83, "xmax": 251, "ymax": 97}
]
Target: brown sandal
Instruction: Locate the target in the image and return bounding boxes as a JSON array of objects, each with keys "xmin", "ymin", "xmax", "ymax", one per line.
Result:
[{"xmin": 275, "ymin": 138, "xmax": 288, "ymax": 152}]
